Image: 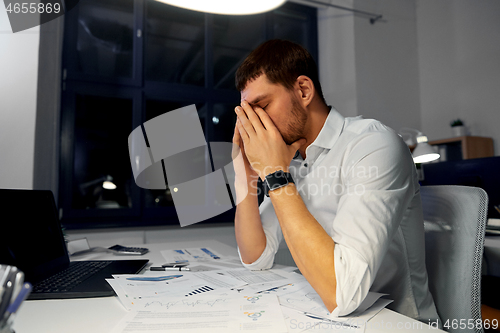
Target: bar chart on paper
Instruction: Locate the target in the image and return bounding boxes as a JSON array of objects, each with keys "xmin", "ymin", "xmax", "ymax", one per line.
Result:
[{"xmin": 186, "ymin": 285, "xmax": 214, "ymax": 296}]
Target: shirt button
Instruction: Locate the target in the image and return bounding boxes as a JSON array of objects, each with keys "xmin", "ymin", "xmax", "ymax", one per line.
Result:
[{"xmin": 303, "ymin": 163, "xmax": 308, "ymax": 167}]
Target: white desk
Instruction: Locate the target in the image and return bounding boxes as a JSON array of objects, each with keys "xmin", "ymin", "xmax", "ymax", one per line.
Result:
[
  {"xmin": 13, "ymin": 240, "xmax": 443, "ymax": 333},
  {"xmin": 485, "ymin": 235, "xmax": 500, "ymax": 276}
]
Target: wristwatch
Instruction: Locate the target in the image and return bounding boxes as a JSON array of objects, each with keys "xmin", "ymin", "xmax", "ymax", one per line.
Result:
[{"xmin": 264, "ymin": 170, "xmax": 295, "ymax": 197}]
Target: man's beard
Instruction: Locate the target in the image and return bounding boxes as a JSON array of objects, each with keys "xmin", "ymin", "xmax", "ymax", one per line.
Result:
[{"xmin": 282, "ymin": 95, "xmax": 307, "ymax": 145}]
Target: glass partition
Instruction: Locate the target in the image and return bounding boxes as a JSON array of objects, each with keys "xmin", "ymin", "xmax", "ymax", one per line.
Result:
[
  {"xmin": 72, "ymin": 94, "xmax": 134, "ymax": 210},
  {"xmin": 76, "ymin": 0, "xmax": 135, "ymax": 78},
  {"xmin": 145, "ymin": 1, "xmax": 205, "ymax": 86}
]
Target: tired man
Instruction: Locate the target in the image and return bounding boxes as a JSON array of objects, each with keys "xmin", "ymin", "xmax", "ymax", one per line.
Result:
[{"xmin": 232, "ymin": 39, "xmax": 439, "ymax": 321}]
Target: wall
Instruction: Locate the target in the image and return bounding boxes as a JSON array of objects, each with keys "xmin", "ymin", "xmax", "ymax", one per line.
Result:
[
  {"xmin": 316, "ymin": 0, "xmax": 422, "ymax": 132},
  {"xmin": 416, "ymin": 0, "xmax": 500, "ymax": 155},
  {"xmin": 353, "ymin": 0, "xmax": 421, "ymax": 132},
  {"xmin": 0, "ymin": 6, "xmax": 39, "ymax": 189},
  {"xmin": 317, "ymin": 0, "xmax": 358, "ymax": 118}
]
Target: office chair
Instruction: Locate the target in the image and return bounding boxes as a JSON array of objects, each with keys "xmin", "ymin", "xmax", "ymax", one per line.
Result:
[{"xmin": 420, "ymin": 185, "xmax": 488, "ymax": 333}]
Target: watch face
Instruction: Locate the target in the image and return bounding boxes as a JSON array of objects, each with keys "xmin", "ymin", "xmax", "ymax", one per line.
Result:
[
  {"xmin": 264, "ymin": 171, "xmax": 294, "ymax": 196},
  {"xmin": 265, "ymin": 171, "xmax": 289, "ymax": 191}
]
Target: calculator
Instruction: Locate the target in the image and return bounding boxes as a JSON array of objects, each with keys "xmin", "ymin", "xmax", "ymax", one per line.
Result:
[{"xmin": 108, "ymin": 244, "xmax": 149, "ymax": 255}]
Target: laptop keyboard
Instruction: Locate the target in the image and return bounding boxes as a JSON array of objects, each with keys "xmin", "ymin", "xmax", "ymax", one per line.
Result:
[{"xmin": 32, "ymin": 261, "xmax": 113, "ymax": 293}]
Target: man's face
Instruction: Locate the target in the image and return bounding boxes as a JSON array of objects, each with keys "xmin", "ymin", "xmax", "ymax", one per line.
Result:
[{"xmin": 240, "ymin": 74, "xmax": 307, "ymax": 145}]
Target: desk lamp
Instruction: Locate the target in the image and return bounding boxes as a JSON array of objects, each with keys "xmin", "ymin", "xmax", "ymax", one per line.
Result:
[
  {"xmin": 79, "ymin": 175, "xmax": 118, "ymax": 209},
  {"xmin": 79, "ymin": 175, "xmax": 116, "ymax": 194},
  {"xmin": 400, "ymin": 128, "xmax": 440, "ymax": 164},
  {"xmin": 155, "ymin": 0, "xmax": 287, "ymax": 15}
]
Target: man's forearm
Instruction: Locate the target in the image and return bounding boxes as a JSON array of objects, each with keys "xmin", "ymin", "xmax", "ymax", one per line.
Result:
[
  {"xmin": 234, "ymin": 177, "xmax": 266, "ymax": 264},
  {"xmin": 269, "ymin": 183, "xmax": 338, "ymax": 313}
]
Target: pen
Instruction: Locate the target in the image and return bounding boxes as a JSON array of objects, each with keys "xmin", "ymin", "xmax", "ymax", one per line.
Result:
[
  {"xmin": 0, "ymin": 267, "xmax": 18, "ymax": 318},
  {"xmin": 6, "ymin": 283, "xmax": 31, "ymax": 314},
  {"xmin": 161, "ymin": 263, "xmax": 189, "ymax": 268},
  {"xmin": 0, "ymin": 266, "xmax": 11, "ymax": 303},
  {"xmin": 255, "ymin": 283, "xmax": 292, "ymax": 294},
  {"xmin": 0, "ymin": 282, "xmax": 32, "ymax": 327},
  {"xmin": 126, "ymin": 275, "xmax": 183, "ymax": 281},
  {"xmin": 150, "ymin": 266, "xmax": 190, "ymax": 271},
  {"xmin": 1, "ymin": 282, "xmax": 32, "ymax": 327},
  {"xmin": 304, "ymin": 313, "xmax": 360, "ymax": 329},
  {"xmin": 11, "ymin": 272, "xmax": 25, "ymax": 304},
  {"xmin": 0, "ymin": 282, "xmax": 14, "ymax": 320}
]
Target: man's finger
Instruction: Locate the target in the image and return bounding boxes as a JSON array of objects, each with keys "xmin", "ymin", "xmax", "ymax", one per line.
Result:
[
  {"xmin": 290, "ymin": 138, "xmax": 307, "ymax": 153},
  {"xmin": 236, "ymin": 118, "xmax": 250, "ymax": 144},
  {"xmin": 240, "ymin": 101, "xmax": 266, "ymax": 134},
  {"xmin": 253, "ymin": 106, "xmax": 278, "ymax": 133},
  {"xmin": 236, "ymin": 106, "xmax": 256, "ymax": 138},
  {"xmin": 233, "ymin": 122, "xmax": 240, "ymax": 144}
]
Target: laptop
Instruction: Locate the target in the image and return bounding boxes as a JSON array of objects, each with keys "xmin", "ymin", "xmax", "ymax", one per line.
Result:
[{"xmin": 0, "ymin": 189, "xmax": 148, "ymax": 300}]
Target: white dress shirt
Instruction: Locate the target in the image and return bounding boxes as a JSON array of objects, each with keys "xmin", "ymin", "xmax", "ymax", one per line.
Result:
[{"xmin": 239, "ymin": 108, "xmax": 440, "ymax": 322}]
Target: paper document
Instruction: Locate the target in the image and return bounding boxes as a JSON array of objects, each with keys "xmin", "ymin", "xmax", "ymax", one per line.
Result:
[
  {"xmin": 220, "ymin": 268, "xmax": 294, "ymax": 285},
  {"xmin": 356, "ymin": 298, "xmax": 393, "ymax": 325},
  {"xmin": 280, "ymin": 306, "xmax": 324, "ymax": 333},
  {"xmin": 161, "ymin": 247, "xmax": 245, "ymax": 272},
  {"xmin": 161, "ymin": 247, "xmax": 225, "ymax": 263},
  {"xmin": 273, "ymin": 280, "xmax": 390, "ymax": 322},
  {"xmin": 188, "ymin": 257, "xmax": 244, "ymax": 272},
  {"xmin": 231, "ymin": 271, "xmax": 306, "ymax": 295},
  {"xmin": 110, "ymin": 293, "xmax": 288, "ymax": 333},
  {"xmin": 350, "ymin": 291, "xmax": 389, "ymax": 315},
  {"xmin": 107, "ymin": 271, "xmax": 246, "ymax": 310}
]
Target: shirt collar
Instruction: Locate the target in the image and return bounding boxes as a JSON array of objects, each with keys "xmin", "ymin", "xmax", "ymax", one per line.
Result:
[
  {"xmin": 309, "ymin": 106, "xmax": 345, "ymax": 150},
  {"xmin": 292, "ymin": 107, "xmax": 345, "ymax": 161}
]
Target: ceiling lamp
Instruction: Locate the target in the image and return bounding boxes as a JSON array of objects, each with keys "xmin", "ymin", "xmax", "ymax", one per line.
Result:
[{"xmin": 155, "ymin": 0, "xmax": 287, "ymax": 15}]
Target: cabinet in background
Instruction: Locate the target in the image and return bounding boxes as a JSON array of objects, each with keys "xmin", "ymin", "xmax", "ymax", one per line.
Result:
[{"xmin": 429, "ymin": 136, "xmax": 494, "ymax": 161}]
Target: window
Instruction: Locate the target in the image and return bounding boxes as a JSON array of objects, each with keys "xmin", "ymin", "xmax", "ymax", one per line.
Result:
[{"xmin": 60, "ymin": 0, "xmax": 318, "ymax": 229}]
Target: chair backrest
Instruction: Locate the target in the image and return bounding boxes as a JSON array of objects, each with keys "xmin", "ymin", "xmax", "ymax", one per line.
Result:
[{"xmin": 420, "ymin": 185, "xmax": 488, "ymax": 333}]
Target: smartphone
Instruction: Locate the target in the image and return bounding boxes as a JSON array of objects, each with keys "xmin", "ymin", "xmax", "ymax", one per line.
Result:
[{"xmin": 108, "ymin": 244, "xmax": 149, "ymax": 255}]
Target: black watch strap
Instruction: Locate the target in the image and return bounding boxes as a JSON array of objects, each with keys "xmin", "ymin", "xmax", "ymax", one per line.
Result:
[{"xmin": 264, "ymin": 170, "xmax": 294, "ymax": 197}]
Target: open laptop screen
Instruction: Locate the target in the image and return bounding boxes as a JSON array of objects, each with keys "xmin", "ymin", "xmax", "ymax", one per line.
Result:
[{"xmin": 0, "ymin": 189, "xmax": 69, "ymax": 282}]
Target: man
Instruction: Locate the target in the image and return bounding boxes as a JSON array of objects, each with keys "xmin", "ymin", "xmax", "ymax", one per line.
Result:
[{"xmin": 232, "ymin": 39, "xmax": 439, "ymax": 321}]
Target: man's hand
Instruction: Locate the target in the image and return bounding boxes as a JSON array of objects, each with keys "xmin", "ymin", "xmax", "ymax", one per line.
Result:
[
  {"xmin": 235, "ymin": 101, "xmax": 305, "ymax": 180},
  {"xmin": 234, "ymin": 103, "xmax": 337, "ymax": 312},
  {"xmin": 232, "ymin": 104, "xmax": 267, "ymax": 266},
  {"xmin": 232, "ymin": 120, "xmax": 258, "ymax": 179},
  {"xmin": 232, "ymin": 120, "xmax": 260, "ymax": 201}
]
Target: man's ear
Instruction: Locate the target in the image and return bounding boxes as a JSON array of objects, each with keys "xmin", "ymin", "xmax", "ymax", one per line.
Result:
[{"xmin": 296, "ymin": 75, "xmax": 314, "ymax": 107}]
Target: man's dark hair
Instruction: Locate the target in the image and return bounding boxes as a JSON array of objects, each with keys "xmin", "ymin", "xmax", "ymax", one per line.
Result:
[{"xmin": 235, "ymin": 39, "xmax": 326, "ymax": 104}]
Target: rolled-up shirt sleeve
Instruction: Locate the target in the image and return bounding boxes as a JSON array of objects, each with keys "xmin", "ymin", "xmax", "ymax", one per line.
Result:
[{"xmin": 330, "ymin": 129, "xmax": 416, "ymax": 316}]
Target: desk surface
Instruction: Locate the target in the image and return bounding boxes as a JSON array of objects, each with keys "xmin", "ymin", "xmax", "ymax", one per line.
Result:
[
  {"xmin": 13, "ymin": 240, "xmax": 443, "ymax": 333},
  {"xmin": 485, "ymin": 235, "xmax": 500, "ymax": 249},
  {"xmin": 485, "ymin": 235, "xmax": 500, "ymax": 277}
]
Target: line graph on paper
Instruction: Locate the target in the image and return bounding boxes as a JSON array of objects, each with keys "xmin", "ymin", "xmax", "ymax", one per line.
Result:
[
  {"xmin": 273, "ymin": 281, "xmax": 330, "ymax": 317},
  {"xmin": 143, "ymin": 298, "xmax": 229, "ymax": 310},
  {"xmin": 283, "ymin": 291, "xmax": 322, "ymax": 304}
]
